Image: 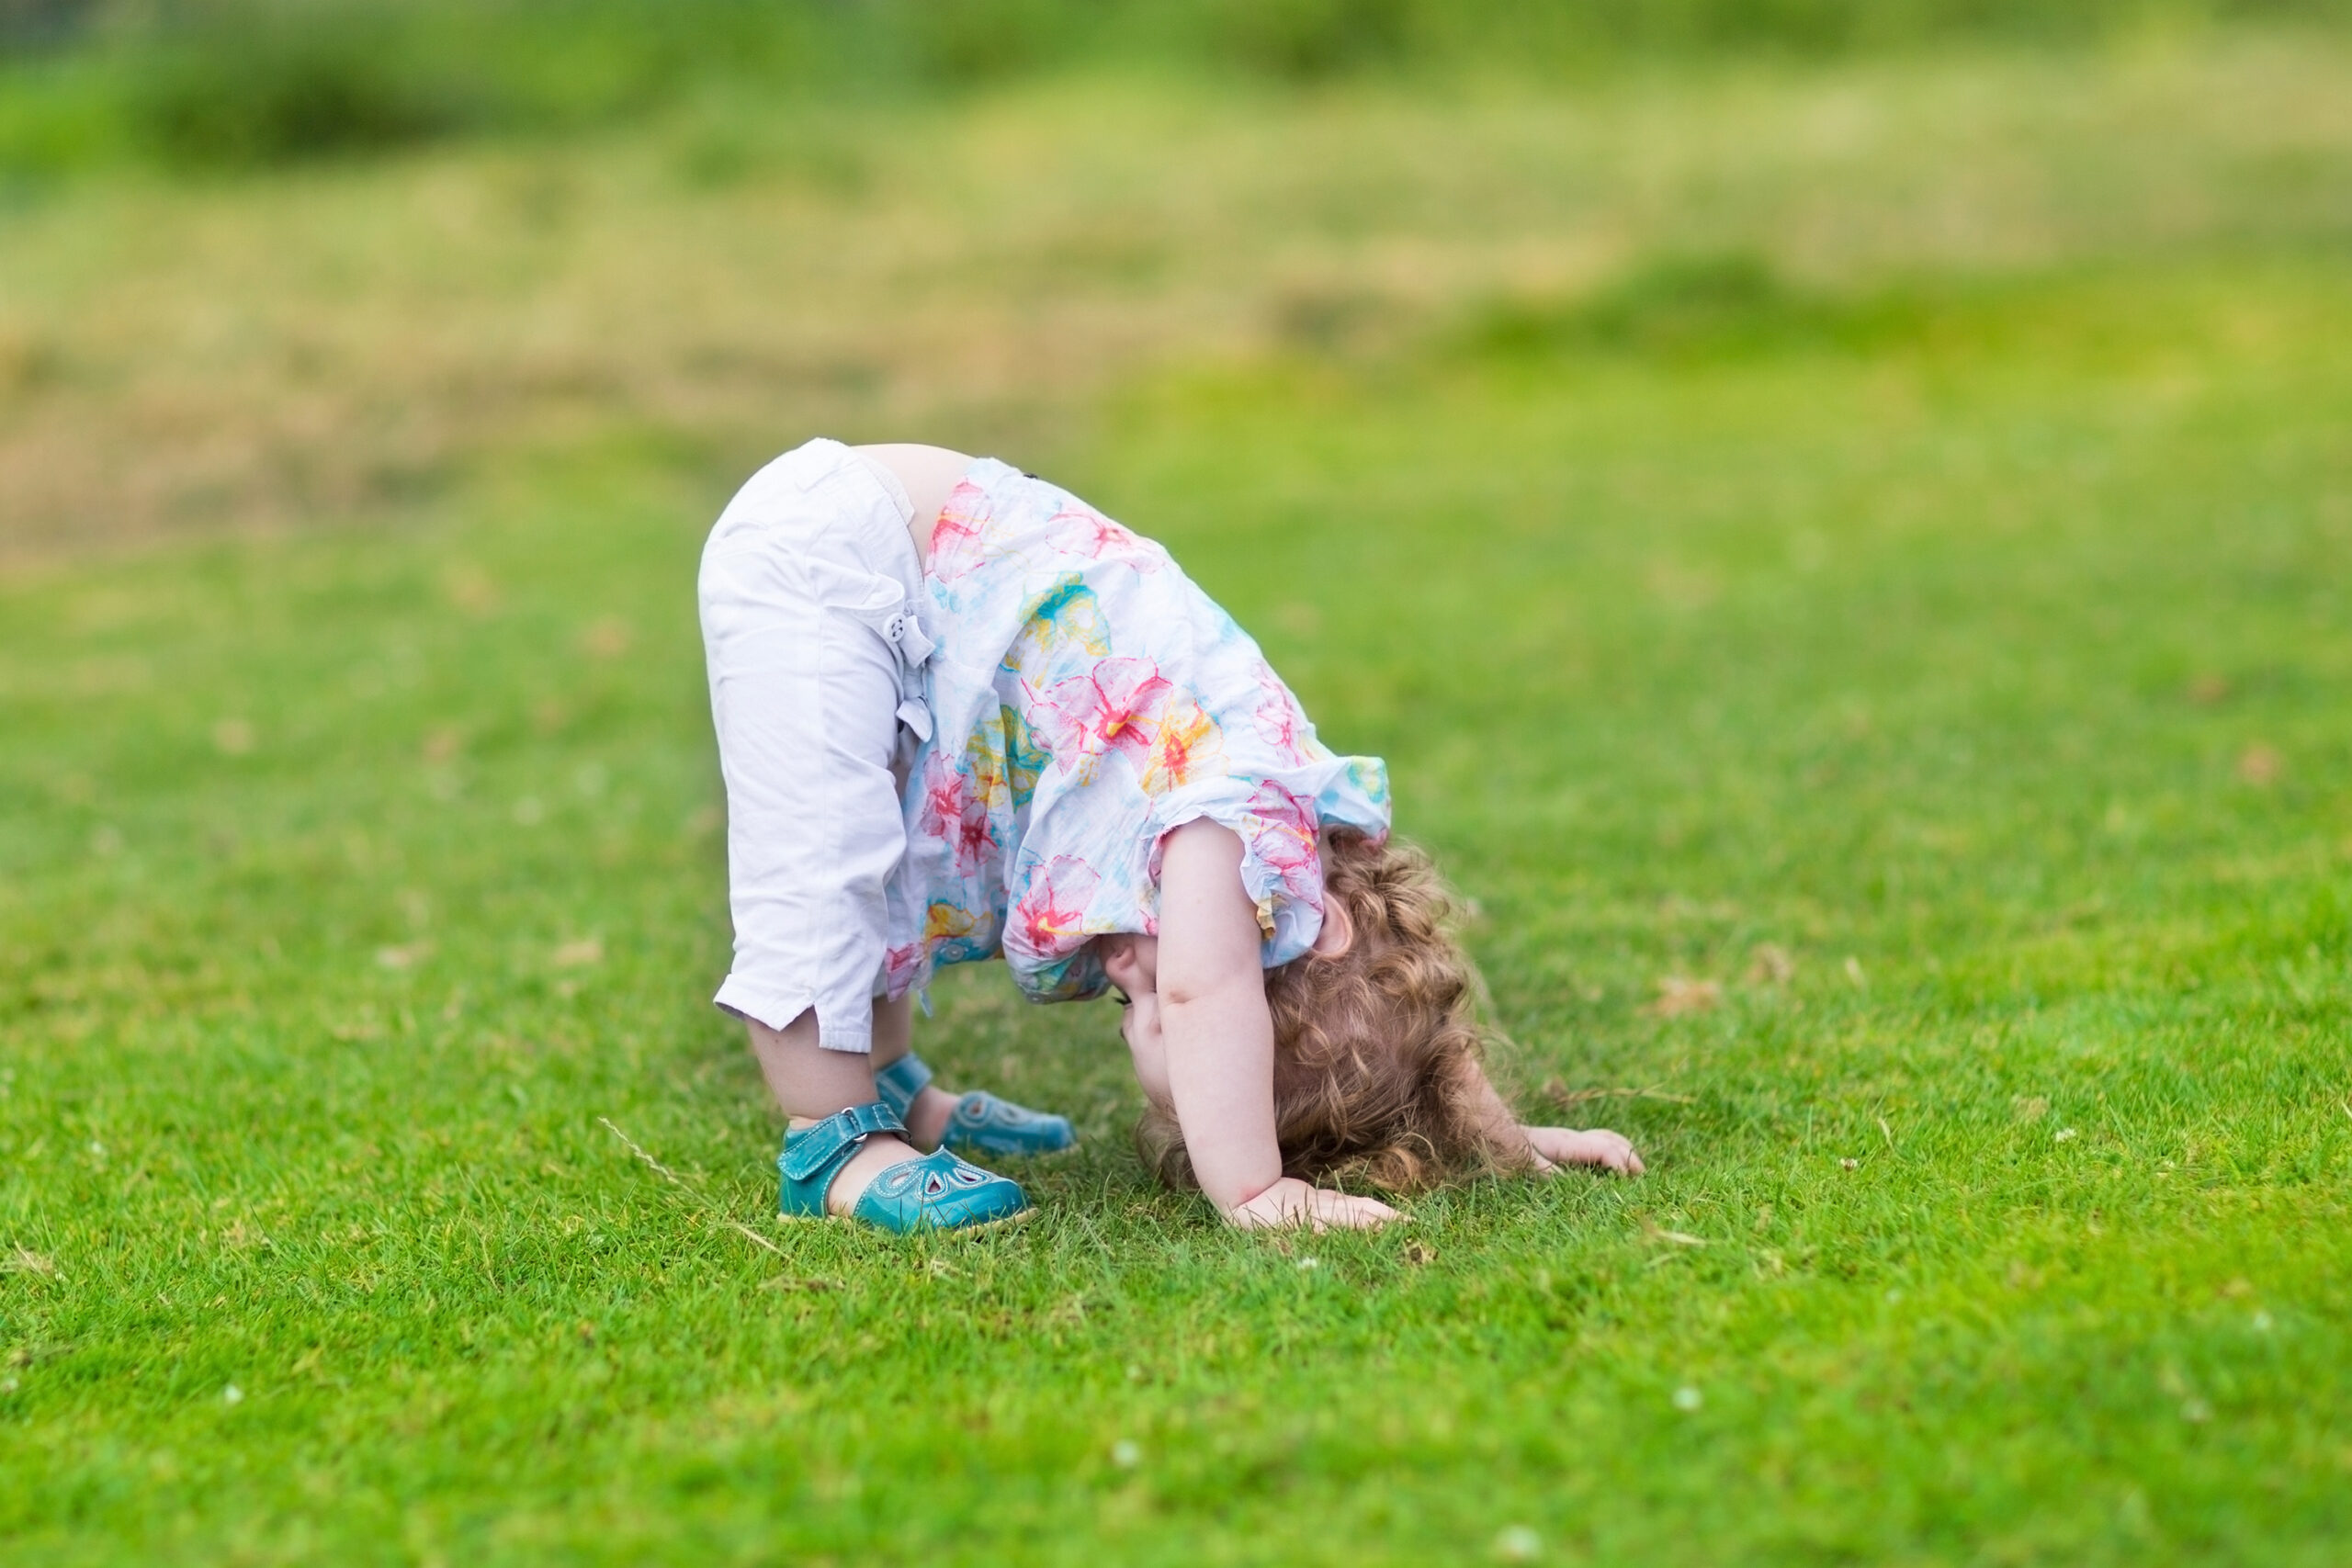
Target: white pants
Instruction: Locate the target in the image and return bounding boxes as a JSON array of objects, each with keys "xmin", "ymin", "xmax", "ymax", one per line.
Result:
[{"xmin": 698, "ymin": 439, "xmax": 933, "ymax": 1053}]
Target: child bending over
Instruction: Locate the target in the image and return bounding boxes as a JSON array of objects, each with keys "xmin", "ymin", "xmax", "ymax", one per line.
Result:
[{"xmin": 699, "ymin": 439, "xmax": 1642, "ymax": 1234}]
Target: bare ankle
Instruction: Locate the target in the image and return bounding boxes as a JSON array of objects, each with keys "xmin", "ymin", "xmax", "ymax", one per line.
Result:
[{"xmin": 903, "ymin": 1086, "xmax": 957, "ymax": 1150}]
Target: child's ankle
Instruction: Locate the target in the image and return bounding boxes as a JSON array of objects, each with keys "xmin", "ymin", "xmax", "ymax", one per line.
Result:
[{"xmin": 904, "ymin": 1085, "xmax": 956, "ymax": 1150}]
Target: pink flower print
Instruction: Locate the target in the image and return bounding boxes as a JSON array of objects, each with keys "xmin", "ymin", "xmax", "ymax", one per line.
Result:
[
  {"xmin": 917, "ymin": 752, "xmax": 963, "ymax": 830},
  {"xmin": 1248, "ymin": 776, "xmax": 1316, "ymax": 836},
  {"xmin": 1245, "ymin": 779, "xmax": 1322, "ymax": 901},
  {"xmin": 1054, "ymin": 505, "xmax": 1147, "ymax": 562},
  {"xmin": 927, "ymin": 480, "xmax": 991, "ymax": 582},
  {"xmin": 1034, "ymin": 657, "xmax": 1170, "ymax": 780},
  {"xmin": 918, "ymin": 753, "xmax": 995, "ymax": 876},
  {"xmin": 953, "ymin": 805, "xmax": 993, "ymax": 875},
  {"xmin": 1011, "ymin": 855, "xmax": 1102, "ymax": 962},
  {"xmin": 883, "ymin": 942, "xmax": 923, "ymax": 997},
  {"xmin": 1251, "ymin": 694, "xmax": 1308, "ymax": 763},
  {"xmin": 1247, "ymin": 659, "xmax": 1312, "ymax": 762},
  {"xmin": 1138, "ymin": 698, "xmax": 1225, "ymax": 795}
]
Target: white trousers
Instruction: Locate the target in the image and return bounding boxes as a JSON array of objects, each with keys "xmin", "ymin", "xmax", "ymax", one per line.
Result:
[{"xmin": 698, "ymin": 439, "xmax": 933, "ymax": 1053}]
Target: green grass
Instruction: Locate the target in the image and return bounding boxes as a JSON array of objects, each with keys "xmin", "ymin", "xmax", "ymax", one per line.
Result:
[{"xmin": 6, "ymin": 74, "xmax": 2352, "ymax": 1568}]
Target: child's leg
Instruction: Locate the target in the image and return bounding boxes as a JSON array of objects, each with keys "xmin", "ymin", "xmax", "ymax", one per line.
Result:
[
  {"xmin": 744, "ymin": 1008, "xmax": 936, "ymax": 1216},
  {"xmin": 744, "ymin": 995, "xmax": 957, "ymax": 1194},
  {"xmin": 866, "ymin": 994, "xmax": 957, "ymax": 1149},
  {"xmin": 704, "ymin": 443, "xmax": 1008, "ymax": 1217},
  {"xmin": 868, "ymin": 992, "xmax": 1078, "ymax": 1156}
]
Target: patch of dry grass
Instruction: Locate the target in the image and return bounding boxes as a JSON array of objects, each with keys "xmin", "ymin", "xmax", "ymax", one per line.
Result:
[{"xmin": 2, "ymin": 36, "xmax": 2350, "ymax": 560}]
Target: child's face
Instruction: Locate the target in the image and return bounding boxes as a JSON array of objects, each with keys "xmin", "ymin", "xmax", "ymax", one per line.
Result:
[{"xmin": 1098, "ymin": 935, "xmax": 1170, "ymax": 1111}]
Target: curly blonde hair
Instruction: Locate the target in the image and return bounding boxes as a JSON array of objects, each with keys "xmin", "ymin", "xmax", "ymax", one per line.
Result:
[{"xmin": 1135, "ymin": 829, "xmax": 1529, "ymax": 1193}]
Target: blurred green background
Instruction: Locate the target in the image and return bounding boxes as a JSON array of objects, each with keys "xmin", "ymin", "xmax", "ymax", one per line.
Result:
[
  {"xmin": 5, "ymin": 0, "xmax": 2343, "ymax": 176},
  {"xmin": 4, "ymin": 4, "xmax": 2350, "ymax": 1564}
]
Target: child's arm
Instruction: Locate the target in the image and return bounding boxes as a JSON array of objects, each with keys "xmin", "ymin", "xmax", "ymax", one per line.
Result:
[
  {"xmin": 1464, "ymin": 1065, "xmax": 1644, "ymax": 1177},
  {"xmin": 1155, "ymin": 821, "xmax": 1401, "ymax": 1231}
]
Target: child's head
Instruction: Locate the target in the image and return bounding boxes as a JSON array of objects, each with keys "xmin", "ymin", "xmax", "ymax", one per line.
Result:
[{"xmin": 1134, "ymin": 829, "xmax": 1521, "ymax": 1193}]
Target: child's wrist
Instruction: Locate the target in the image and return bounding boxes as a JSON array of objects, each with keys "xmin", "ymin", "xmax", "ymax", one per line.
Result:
[
  {"xmin": 1212, "ymin": 1172, "xmax": 1283, "ymax": 1217},
  {"xmin": 1220, "ymin": 1179, "xmax": 1290, "ymax": 1228}
]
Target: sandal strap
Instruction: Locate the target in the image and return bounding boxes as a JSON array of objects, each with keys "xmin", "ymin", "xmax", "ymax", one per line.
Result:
[
  {"xmin": 781, "ymin": 1100, "xmax": 905, "ymax": 1183},
  {"xmin": 872, "ymin": 1053, "xmax": 933, "ymax": 1119}
]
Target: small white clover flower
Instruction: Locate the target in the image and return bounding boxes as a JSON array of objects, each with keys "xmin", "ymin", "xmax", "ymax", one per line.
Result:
[
  {"xmin": 1110, "ymin": 1439, "xmax": 1141, "ymax": 1469},
  {"xmin": 1672, "ymin": 1385, "xmax": 1703, "ymax": 1412},
  {"xmin": 1493, "ymin": 1525, "xmax": 1542, "ymax": 1561}
]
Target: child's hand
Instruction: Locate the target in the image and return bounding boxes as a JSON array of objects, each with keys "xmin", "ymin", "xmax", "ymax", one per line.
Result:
[
  {"xmin": 1227, "ymin": 1177, "xmax": 1402, "ymax": 1232},
  {"xmin": 1521, "ymin": 1125, "xmax": 1645, "ymax": 1177}
]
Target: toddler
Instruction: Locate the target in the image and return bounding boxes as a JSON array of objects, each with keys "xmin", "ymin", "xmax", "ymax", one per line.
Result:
[{"xmin": 700, "ymin": 438, "xmax": 1642, "ymax": 1234}]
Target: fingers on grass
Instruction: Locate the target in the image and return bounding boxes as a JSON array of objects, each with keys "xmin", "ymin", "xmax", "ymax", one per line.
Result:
[
  {"xmin": 1232, "ymin": 1184, "xmax": 1400, "ymax": 1231},
  {"xmin": 1527, "ymin": 1125, "xmax": 1640, "ymax": 1175},
  {"xmin": 1579, "ymin": 1131, "xmax": 1634, "ymax": 1175},
  {"xmin": 1595, "ymin": 1132, "xmax": 1644, "ymax": 1177},
  {"xmin": 1320, "ymin": 1192, "xmax": 1400, "ymax": 1229}
]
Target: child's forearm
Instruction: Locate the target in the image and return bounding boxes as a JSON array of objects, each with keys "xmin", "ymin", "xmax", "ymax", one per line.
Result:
[
  {"xmin": 1154, "ymin": 822, "xmax": 1287, "ymax": 1213},
  {"xmin": 1147, "ymin": 819, "xmax": 1405, "ymax": 1228},
  {"xmin": 1160, "ymin": 977, "xmax": 1284, "ymax": 1212}
]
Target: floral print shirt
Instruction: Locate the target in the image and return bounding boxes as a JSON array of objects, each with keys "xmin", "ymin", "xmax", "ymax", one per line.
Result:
[{"xmin": 883, "ymin": 459, "xmax": 1390, "ymax": 1003}]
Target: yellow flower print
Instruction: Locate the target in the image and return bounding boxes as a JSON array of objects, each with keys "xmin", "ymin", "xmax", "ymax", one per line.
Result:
[
  {"xmin": 1139, "ymin": 699, "xmax": 1224, "ymax": 795},
  {"xmin": 924, "ymin": 901, "xmax": 979, "ymax": 942}
]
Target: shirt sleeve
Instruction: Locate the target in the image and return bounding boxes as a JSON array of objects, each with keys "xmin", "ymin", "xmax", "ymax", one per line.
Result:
[{"xmin": 1148, "ymin": 750, "xmax": 1390, "ymax": 968}]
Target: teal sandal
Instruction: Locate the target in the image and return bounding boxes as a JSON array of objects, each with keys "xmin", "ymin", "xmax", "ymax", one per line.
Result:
[
  {"xmin": 875, "ymin": 1052, "xmax": 1077, "ymax": 1158},
  {"xmin": 777, "ymin": 1101, "xmax": 1031, "ymax": 1235}
]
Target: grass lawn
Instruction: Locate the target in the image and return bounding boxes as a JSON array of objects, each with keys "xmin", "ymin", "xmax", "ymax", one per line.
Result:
[{"xmin": 6, "ymin": 43, "xmax": 2352, "ymax": 1568}]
